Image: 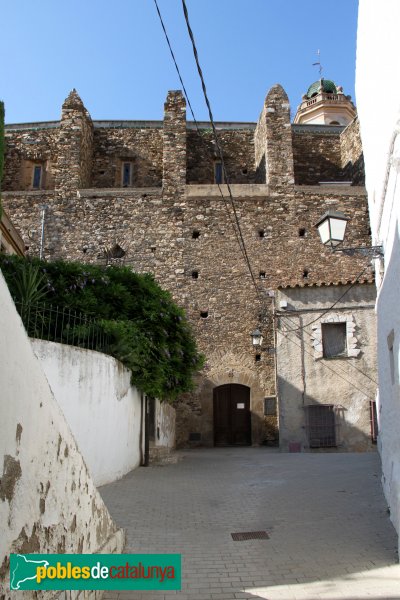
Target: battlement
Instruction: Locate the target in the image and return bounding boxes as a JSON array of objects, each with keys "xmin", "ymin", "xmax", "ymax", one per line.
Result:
[{"xmin": 2, "ymin": 86, "xmax": 363, "ymax": 194}]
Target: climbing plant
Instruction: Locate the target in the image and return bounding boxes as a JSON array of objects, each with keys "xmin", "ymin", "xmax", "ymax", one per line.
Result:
[{"xmin": 0, "ymin": 255, "xmax": 204, "ymax": 401}]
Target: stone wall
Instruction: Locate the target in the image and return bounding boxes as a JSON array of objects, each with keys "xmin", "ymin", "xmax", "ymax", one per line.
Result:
[
  {"xmin": 0, "ymin": 274, "xmax": 124, "ymax": 600},
  {"xmin": 1, "ymin": 85, "xmax": 372, "ymax": 449},
  {"xmin": 2, "ymin": 186, "xmax": 371, "ymax": 449},
  {"xmin": 2, "ymin": 126, "xmax": 59, "ymax": 192},
  {"xmin": 55, "ymin": 90, "xmax": 94, "ymax": 192},
  {"xmin": 92, "ymin": 126, "xmax": 163, "ymax": 188},
  {"xmin": 254, "ymin": 84, "xmax": 294, "ymax": 189},
  {"xmin": 340, "ymin": 118, "xmax": 365, "ymax": 185},
  {"xmin": 186, "ymin": 128, "xmax": 256, "ymax": 184},
  {"xmin": 292, "ymin": 126, "xmax": 343, "ymax": 184}
]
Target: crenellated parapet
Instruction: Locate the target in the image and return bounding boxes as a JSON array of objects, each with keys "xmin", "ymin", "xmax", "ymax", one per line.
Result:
[
  {"xmin": 54, "ymin": 89, "xmax": 94, "ymax": 192},
  {"xmin": 254, "ymin": 84, "xmax": 294, "ymax": 190},
  {"xmin": 162, "ymin": 91, "xmax": 186, "ymax": 196}
]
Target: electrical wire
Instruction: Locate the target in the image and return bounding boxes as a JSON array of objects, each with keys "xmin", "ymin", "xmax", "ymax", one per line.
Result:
[
  {"xmin": 278, "ymin": 326, "xmax": 375, "ymax": 402},
  {"xmin": 279, "ymin": 312, "xmax": 378, "ymax": 386},
  {"xmin": 181, "ymin": 0, "xmax": 260, "ymax": 296},
  {"xmin": 152, "ymin": 0, "xmax": 253, "ymax": 283},
  {"xmin": 279, "ymin": 264, "xmax": 372, "ymax": 333}
]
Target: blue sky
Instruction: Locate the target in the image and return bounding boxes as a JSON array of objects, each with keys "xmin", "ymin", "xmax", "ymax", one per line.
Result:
[{"xmin": 1, "ymin": 0, "xmax": 358, "ymax": 124}]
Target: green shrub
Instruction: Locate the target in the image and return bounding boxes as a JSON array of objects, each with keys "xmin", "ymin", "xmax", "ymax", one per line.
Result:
[{"xmin": 0, "ymin": 255, "xmax": 204, "ymax": 400}]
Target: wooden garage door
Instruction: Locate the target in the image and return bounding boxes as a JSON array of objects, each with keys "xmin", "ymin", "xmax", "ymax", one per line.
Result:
[{"xmin": 213, "ymin": 384, "xmax": 251, "ymax": 447}]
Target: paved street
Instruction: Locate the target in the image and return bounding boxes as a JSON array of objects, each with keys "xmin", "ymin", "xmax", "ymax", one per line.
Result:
[{"xmin": 99, "ymin": 448, "xmax": 400, "ymax": 600}]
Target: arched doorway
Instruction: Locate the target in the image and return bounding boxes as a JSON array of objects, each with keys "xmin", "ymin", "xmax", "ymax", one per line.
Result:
[{"xmin": 213, "ymin": 384, "xmax": 251, "ymax": 446}]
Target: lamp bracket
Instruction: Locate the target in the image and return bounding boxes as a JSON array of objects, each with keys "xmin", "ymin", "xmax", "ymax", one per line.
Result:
[{"xmin": 333, "ymin": 245, "xmax": 384, "ymax": 258}]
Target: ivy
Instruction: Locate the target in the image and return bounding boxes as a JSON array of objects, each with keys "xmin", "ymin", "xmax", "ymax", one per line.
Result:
[{"xmin": 0, "ymin": 255, "xmax": 204, "ymax": 401}]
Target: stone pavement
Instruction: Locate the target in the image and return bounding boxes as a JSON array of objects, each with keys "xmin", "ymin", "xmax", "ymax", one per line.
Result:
[{"xmin": 99, "ymin": 448, "xmax": 400, "ymax": 600}]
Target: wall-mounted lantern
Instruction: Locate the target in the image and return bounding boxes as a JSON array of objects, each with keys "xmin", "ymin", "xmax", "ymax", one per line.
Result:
[
  {"xmin": 315, "ymin": 210, "xmax": 384, "ymax": 258},
  {"xmin": 251, "ymin": 328, "xmax": 263, "ymax": 347},
  {"xmin": 315, "ymin": 210, "xmax": 349, "ymax": 248}
]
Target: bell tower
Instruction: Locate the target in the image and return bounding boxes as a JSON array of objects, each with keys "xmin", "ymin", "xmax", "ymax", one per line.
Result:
[{"xmin": 293, "ymin": 78, "xmax": 356, "ymax": 126}]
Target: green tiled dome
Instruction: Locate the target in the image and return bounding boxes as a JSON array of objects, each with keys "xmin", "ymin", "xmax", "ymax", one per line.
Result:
[{"xmin": 306, "ymin": 79, "xmax": 337, "ymax": 98}]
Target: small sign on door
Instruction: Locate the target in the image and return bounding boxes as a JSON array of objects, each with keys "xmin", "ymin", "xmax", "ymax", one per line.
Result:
[{"xmin": 237, "ymin": 403, "xmax": 245, "ymax": 409}]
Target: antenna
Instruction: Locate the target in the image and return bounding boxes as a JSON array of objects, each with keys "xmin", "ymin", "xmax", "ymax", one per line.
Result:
[{"xmin": 312, "ymin": 49, "xmax": 323, "ymax": 78}]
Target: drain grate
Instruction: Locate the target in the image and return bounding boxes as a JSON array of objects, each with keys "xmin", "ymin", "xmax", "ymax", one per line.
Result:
[{"xmin": 231, "ymin": 531, "xmax": 269, "ymax": 541}]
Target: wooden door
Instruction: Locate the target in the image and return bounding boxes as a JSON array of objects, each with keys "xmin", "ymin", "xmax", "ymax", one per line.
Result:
[{"xmin": 213, "ymin": 384, "xmax": 251, "ymax": 446}]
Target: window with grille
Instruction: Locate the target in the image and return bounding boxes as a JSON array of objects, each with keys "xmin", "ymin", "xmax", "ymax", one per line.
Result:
[
  {"xmin": 305, "ymin": 404, "xmax": 337, "ymax": 448},
  {"xmin": 264, "ymin": 396, "xmax": 277, "ymax": 416},
  {"xmin": 321, "ymin": 322, "xmax": 347, "ymax": 358}
]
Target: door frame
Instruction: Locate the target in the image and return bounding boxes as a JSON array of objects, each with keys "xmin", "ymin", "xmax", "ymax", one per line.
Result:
[{"xmin": 213, "ymin": 383, "xmax": 252, "ymax": 447}]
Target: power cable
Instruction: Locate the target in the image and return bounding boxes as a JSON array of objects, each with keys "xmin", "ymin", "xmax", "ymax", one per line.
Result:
[
  {"xmin": 152, "ymin": 0, "xmax": 253, "ymax": 281},
  {"xmin": 181, "ymin": 0, "xmax": 260, "ymax": 296},
  {"xmin": 279, "ymin": 312, "xmax": 378, "ymax": 386},
  {"xmin": 278, "ymin": 327, "xmax": 375, "ymax": 402},
  {"xmin": 279, "ymin": 264, "xmax": 372, "ymax": 333}
]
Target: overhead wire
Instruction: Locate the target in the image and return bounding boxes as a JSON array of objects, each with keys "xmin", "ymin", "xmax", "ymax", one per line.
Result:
[
  {"xmin": 278, "ymin": 264, "xmax": 372, "ymax": 333},
  {"xmin": 278, "ymin": 312, "xmax": 378, "ymax": 386},
  {"xmin": 278, "ymin": 326, "xmax": 375, "ymax": 402},
  {"xmin": 180, "ymin": 0, "xmax": 260, "ymax": 297},
  {"xmin": 153, "ymin": 0, "xmax": 376, "ymax": 401},
  {"xmin": 152, "ymin": 0, "xmax": 252, "ymax": 280}
]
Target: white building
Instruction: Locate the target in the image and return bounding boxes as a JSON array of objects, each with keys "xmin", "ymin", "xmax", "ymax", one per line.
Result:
[{"xmin": 356, "ymin": 0, "xmax": 400, "ymax": 552}]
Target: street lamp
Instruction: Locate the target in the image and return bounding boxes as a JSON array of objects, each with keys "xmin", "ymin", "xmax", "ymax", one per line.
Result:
[
  {"xmin": 315, "ymin": 210, "xmax": 384, "ymax": 258},
  {"xmin": 315, "ymin": 210, "xmax": 349, "ymax": 248},
  {"xmin": 251, "ymin": 328, "xmax": 263, "ymax": 347}
]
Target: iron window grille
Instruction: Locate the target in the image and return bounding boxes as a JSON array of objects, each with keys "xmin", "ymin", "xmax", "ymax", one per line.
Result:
[
  {"xmin": 304, "ymin": 404, "xmax": 337, "ymax": 448},
  {"xmin": 264, "ymin": 396, "xmax": 277, "ymax": 416}
]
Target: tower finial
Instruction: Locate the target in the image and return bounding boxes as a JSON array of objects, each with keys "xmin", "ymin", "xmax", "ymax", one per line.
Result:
[{"xmin": 312, "ymin": 49, "xmax": 323, "ymax": 79}]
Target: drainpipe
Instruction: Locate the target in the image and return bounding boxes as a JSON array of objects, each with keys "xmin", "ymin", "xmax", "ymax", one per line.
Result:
[
  {"xmin": 140, "ymin": 393, "xmax": 150, "ymax": 467},
  {"xmin": 139, "ymin": 392, "xmax": 144, "ymax": 465},
  {"xmin": 39, "ymin": 204, "xmax": 47, "ymax": 260},
  {"xmin": 144, "ymin": 395, "xmax": 150, "ymax": 467}
]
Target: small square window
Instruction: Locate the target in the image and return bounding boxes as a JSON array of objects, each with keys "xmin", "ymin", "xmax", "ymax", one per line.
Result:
[
  {"xmin": 321, "ymin": 322, "xmax": 347, "ymax": 358},
  {"xmin": 32, "ymin": 165, "xmax": 42, "ymax": 189}
]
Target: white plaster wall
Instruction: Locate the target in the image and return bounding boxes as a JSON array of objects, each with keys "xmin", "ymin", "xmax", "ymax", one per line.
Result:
[
  {"xmin": 356, "ymin": 0, "xmax": 400, "ymax": 549},
  {"xmin": 276, "ymin": 285, "xmax": 377, "ymax": 452},
  {"xmin": 0, "ymin": 273, "xmax": 124, "ymax": 600},
  {"xmin": 32, "ymin": 340, "xmax": 143, "ymax": 487}
]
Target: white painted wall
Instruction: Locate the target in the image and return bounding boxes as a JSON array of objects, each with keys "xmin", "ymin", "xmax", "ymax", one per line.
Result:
[
  {"xmin": 356, "ymin": 0, "xmax": 400, "ymax": 550},
  {"xmin": 32, "ymin": 340, "xmax": 143, "ymax": 487},
  {"xmin": 0, "ymin": 273, "xmax": 124, "ymax": 600},
  {"xmin": 276, "ymin": 284, "xmax": 377, "ymax": 452}
]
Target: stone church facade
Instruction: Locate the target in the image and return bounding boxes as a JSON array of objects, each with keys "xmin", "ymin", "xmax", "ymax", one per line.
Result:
[{"xmin": 2, "ymin": 82, "xmax": 375, "ymax": 449}]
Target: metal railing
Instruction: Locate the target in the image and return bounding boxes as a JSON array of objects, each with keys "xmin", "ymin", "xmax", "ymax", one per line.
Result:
[{"xmin": 15, "ymin": 301, "xmax": 112, "ymax": 354}]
